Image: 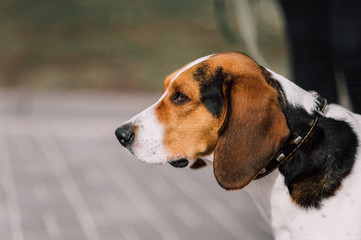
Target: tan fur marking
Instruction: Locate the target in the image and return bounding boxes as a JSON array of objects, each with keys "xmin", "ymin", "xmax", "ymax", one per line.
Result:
[
  {"xmin": 162, "ymin": 70, "xmax": 179, "ymax": 93},
  {"xmin": 290, "ymin": 172, "xmax": 344, "ymax": 208},
  {"xmin": 156, "ymin": 68, "xmax": 221, "ymax": 161}
]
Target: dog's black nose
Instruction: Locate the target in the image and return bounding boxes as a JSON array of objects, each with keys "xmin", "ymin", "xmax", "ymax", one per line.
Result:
[{"xmin": 115, "ymin": 123, "xmax": 135, "ymax": 147}]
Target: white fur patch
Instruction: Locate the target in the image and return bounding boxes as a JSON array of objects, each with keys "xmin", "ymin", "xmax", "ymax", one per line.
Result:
[{"xmin": 267, "ymin": 68, "xmax": 318, "ymax": 114}]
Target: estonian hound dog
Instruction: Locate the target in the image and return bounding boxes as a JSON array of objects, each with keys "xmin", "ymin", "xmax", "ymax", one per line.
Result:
[{"xmin": 115, "ymin": 52, "xmax": 361, "ymax": 239}]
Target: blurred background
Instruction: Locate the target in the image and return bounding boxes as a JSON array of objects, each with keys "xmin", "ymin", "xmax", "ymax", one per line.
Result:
[
  {"xmin": 0, "ymin": 0, "xmax": 288, "ymax": 91},
  {"xmin": 0, "ymin": 0, "xmax": 288, "ymax": 239}
]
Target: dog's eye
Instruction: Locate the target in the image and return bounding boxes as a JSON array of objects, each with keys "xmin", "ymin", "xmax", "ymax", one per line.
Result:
[{"xmin": 172, "ymin": 92, "xmax": 190, "ymax": 105}]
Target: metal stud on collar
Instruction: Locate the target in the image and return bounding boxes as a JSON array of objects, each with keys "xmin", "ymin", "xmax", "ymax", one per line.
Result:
[
  {"xmin": 259, "ymin": 169, "xmax": 267, "ymax": 175},
  {"xmin": 293, "ymin": 136, "xmax": 303, "ymax": 145},
  {"xmin": 276, "ymin": 153, "xmax": 286, "ymax": 162},
  {"xmin": 315, "ymin": 109, "xmax": 326, "ymax": 117}
]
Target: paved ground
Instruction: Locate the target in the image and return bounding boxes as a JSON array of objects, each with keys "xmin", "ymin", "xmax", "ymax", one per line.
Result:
[{"xmin": 0, "ymin": 90, "xmax": 273, "ymax": 240}]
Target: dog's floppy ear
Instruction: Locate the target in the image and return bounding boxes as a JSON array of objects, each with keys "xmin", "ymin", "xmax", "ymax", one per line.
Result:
[{"xmin": 213, "ymin": 76, "xmax": 290, "ymax": 190}]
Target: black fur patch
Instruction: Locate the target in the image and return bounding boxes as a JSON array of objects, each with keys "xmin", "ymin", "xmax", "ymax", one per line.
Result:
[
  {"xmin": 279, "ymin": 104, "xmax": 358, "ymax": 209},
  {"xmin": 193, "ymin": 65, "xmax": 230, "ymax": 118},
  {"xmin": 260, "ymin": 66, "xmax": 358, "ymax": 209}
]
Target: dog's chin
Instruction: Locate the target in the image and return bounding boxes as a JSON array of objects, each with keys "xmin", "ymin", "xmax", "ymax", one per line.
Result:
[{"xmin": 169, "ymin": 159, "xmax": 189, "ymax": 168}]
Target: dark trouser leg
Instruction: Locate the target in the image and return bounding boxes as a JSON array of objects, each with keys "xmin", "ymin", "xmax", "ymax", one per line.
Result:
[
  {"xmin": 332, "ymin": 0, "xmax": 361, "ymax": 113},
  {"xmin": 280, "ymin": 0, "xmax": 338, "ymax": 103}
]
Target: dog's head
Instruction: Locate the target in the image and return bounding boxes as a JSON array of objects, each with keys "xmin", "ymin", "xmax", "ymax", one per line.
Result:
[{"xmin": 116, "ymin": 52, "xmax": 290, "ymax": 190}]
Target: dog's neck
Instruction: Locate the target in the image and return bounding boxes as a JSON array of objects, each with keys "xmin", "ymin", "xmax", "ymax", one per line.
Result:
[
  {"xmin": 255, "ymin": 96, "xmax": 327, "ymax": 180},
  {"xmin": 279, "ymin": 102, "xmax": 357, "ymax": 208},
  {"xmin": 259, "ymin": 70, "xmax": 358, "ymax": 209}
]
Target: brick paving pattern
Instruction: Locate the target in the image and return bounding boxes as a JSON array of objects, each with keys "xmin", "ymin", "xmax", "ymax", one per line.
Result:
[{"xmin": 0, "ymin": 90, "xmax": 273, "ymax": 240}]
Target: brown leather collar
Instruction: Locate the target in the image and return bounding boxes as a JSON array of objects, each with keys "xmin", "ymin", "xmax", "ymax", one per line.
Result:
[{"xmin": 255, "ymin": 96, "xmax": 327, "ymax": 180}]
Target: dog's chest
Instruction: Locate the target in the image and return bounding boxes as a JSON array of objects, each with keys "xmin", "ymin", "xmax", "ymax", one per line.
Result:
[{"xmin": 246, "ymin": 165, "xmax": 361, "ymax": 240}]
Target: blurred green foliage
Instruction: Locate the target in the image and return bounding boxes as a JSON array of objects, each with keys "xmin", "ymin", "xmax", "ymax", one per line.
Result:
[{"xmin": 0, "ymin": 0, "xmax": 287, "ymax": 91}]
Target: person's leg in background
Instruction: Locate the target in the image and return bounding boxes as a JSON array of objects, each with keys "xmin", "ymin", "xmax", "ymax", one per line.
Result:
[
  {"xmin": 332, "ymin": 0, "xmax": 361, "ymax": 113},
  {"xmin": 280, "ymin": 0, "xmax": 338, "ymax": 103}
]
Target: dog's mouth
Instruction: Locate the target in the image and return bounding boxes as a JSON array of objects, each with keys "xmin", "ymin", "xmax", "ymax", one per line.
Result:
[
  {"xmin": 169, "ymin": 158, "xmax": 189, "ymax": 168},
  {"xmin": 169, "ymin": 158, "xmax": 209, "ymax": 169}
]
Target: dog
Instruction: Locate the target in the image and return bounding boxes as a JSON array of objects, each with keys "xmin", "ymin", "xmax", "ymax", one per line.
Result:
[{"xmin": 115, "ymin": 52, "xmax": 361, "ymax": 239}]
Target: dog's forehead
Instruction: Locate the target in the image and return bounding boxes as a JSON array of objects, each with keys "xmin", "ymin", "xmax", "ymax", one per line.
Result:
[
  {"xmin": 160, "ymin": 52, "xmax": 263, "ymax": 106},
  {"xmin": 169, "ymin": 54, "xmax": 214, "ymax": 84},
  {"xmin": 167, "ymin": 52, "xmax": 259, "ymax": 85}
]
